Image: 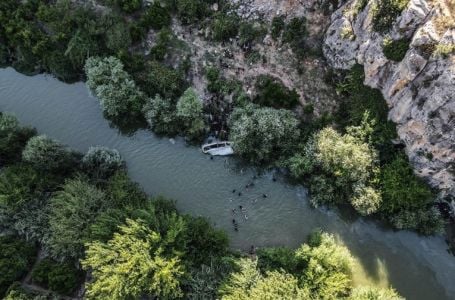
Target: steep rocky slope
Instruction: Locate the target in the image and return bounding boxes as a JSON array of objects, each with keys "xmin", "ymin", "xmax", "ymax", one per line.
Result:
[{"xmin": 323, "ymin": 0, "xmax": 455, "ymax": 200}]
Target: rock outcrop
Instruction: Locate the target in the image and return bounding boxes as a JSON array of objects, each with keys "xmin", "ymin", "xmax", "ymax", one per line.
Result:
[{"xmin": 324, "ymin": 0, "xmax": 455, "ymax": 199}]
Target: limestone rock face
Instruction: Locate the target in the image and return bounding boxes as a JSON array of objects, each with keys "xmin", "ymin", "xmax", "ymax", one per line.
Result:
[{"xmin": 324, "ymin": 0, "xmax": 455, "ymax": 198}]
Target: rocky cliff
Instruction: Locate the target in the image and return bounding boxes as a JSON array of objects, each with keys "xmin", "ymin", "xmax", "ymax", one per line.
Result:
[{"xmin": 323, "ymin": 0, "xmax": 455, "ymax": 200}]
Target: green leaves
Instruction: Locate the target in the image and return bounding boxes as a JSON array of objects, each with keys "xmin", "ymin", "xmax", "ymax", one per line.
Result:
[{"xmin": 82, "ymin": 219, "xmax": 184, "ymax": 299}]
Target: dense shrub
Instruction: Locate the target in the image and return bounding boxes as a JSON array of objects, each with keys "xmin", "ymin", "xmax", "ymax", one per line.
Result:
[
  {"xmin": 0, "ymin": 236, "xmax": 36, "ymax": 297},
  {"xmin": 256, "ymin": 247, "xmax": 300, "ymax": 274},
  {"xmin": 140, "ymin": 60, "xmax": 187, "ymax": 100},
  {"xmin": 383, "ymin": 37, "xmax": 410, "ymax": 61},
  {"xmin": 104, "ymin": 0, "xmax": 142, "ymax": 13},
  {"xmin": 229, "ymin": 104, "xmax": 300, "ymax": 164},
  {"xmin": 175, "ymin": 0, "xmax": 209, "ymax": 25},
  {"xmin": 31, "ymin": 259, "xmax": 82, "ymax": 295},
  {"xmin": 282, "ymin": 17, "xmax": 308, "ymax": 58},
  {"xmin": 176, "ymin": 88, "xmax": 206, "ymax": 141},
  {"xmin": 349, "ymin": 286, "xmax": 403, "ymax": 300},
  {"xmin": 143, "ymin": 94, "xmax": 180, "ymax": 136},
  {"xmin": 47, "ymin": 178, "xmax": 108, "ymax": 260},
  {"xmin": 141, "ymin": 2, "xmax": 172, "ymax": 30},
  {"xmin": 82, "ymin": 219, "xmax": 184, "ymax": 299},
  {"xmin": 271, "ymin": 16, "xmax": 286, "ymax": 40},
  {"xmin": 85, "ymin": 56, "xmax": 146, "ymax": 119},
  {"xmin": 238, "ymin": 22, "xmax": 266, "ymax": 48},
  {"xmin": 254, "ymin": 75, "xmax": 299, "ymax": 109},
  {"xmin": 0, "ymin": 113, "xmax": 36, "ymax": 166},
  {"xmin": 372, "ymin": 0, "xmax": 410, "ymax": 32},
  {"xmin": 82, "ymin": 146, "xmax": 124, "ymax": 180},
  {"xmin": 211, "ymin": 14, "xmax": 239, "ymax": 42},
  {"xmin": 105, "ymin": 171, "xmax": 148, "ymax": 208},
  {"xmin": 22, "ymin": 135, "xmax": 78, "ymax": 173}
]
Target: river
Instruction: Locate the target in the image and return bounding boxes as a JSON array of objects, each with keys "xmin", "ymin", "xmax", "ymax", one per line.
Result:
[{"xmin": 0, "ymin": 67, "xmax": 454, "ymax": 299}]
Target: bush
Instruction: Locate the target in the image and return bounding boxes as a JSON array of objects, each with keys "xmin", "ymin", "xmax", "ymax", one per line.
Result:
[
  {"xmin": 380, "ymin": 153, "xmax": 433, "ymax": 214},
  {"xmin": 372, "ymin": 0, "xmax": 410, "ymax": 33},
  {"xmin": 47, "ymin": 178, "xmax": 107, "ymax": 260},
  {"xmin": 141, "ymin": 2, "xmax": 171, "ymax": 30},
  {"xmin": 254, "ymin": 75, "xmax": 299, "ymax": 109},
  {"xmin": 85, "ymin": 56, "xmax": 146, "ymax": 119},
  {"xmin": 140, "ymin": 61, "xmax": 187, "ymax": 100},
  {"xmin": 0, "ymin": 236, "xmax": 37, "ymax": 297},
  {"xmin": 383, "ymin": 37, "xmax": 410, "ymax": 61},
  {"xmin": 143, "ymin": 94, "xmax": 180, "ymax": 136},
  {"xmin": 82, "ymin": 146, "xmax": 124, "ymax": 180},
  {"xmin": 351, "ymin": 184, "xmax": 382, "ymax": 216},
  {"xmin": 106, "ymin": 171, "xmax": 148, "ymax": 208},
  {"xmin": 282, "ymin": 17, "xmax": 307, "ymax": 58},
  {"xmin": 211, "ymin": 14, "xmax": 239, "ymax": 42},
  {"xmin": 104, "ymin": 0, "xmax": 141, "ymax": 13},
  {"xmin": 176, "ymin": 88, "xmax": 206, "ymax": 141},
  {"xmin": 256, "ymin": 247, "xmax": 300, "ymax": 274},
  {"xmin": 0, "ymin": 113, "xmax": 36, "ymax": 166},
  {"xmin": 176, "ymin": 0, "xmax": 208, "ymax": 25},
  {"xmin": 31, "ymin": 259, "xmax": 82, "ymax": 295},
  {"xmin": 349, "ymin": 286, "xmax": 403, "ymax": 300},
  {"xmin": 238, "ymin": 22, "xmax": 266, "ymax": 48},
  {"xmin": 22, "ymin": 135, "xmax": 77, "ymax": 173},
  {"xmin": 229, "ymin": 104, "xmax": 300, "ymax": 164},
  {"xmin": 271, "ymin": 16, "xmax": 285, "ymax": 40}
]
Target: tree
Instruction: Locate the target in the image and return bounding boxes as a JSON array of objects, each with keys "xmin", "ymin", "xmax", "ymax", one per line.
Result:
[
  {"xmin": 219, "ymin": 258, "xmax": 308, "ymax": 300},
  {"xmin": 46, "ymin": 178, "xmax": 107, "ymax": 260},
  {"xmin": 176, "ymin": 88, "xmax": 206, "ymax": 140},
  {"xmin": 82, "ymin": 146, "xmax": 123, "ymax": 180},
  {"xmin": 82, "ymin": 219, "xmax": 184, "ymax": 299},
  {"xmin": 85, "ymin": 56, "xmax": 145, "ymax": 118},
  {"xmin": 0, "ymin": 236, "xmax": 36, "ymax": 297},
  {"xmin": 22, "ymin": 135, "xmax": 77, "ymax": 173},
  {"xmin": 143, "ymin": 94, "xmax": 179, "ymax": 136},
  {"xmin": 351, "ymin": 184, "xmax": 382, "ymax": 216},
  {"xmin": 31, "ymin": 259, "xmax": 82, "ymax": 295},
  {"xmin": 295, "ymin": 232, "xmax": 353, "ymax": 299},
  {"xmin": 229, "ymin": 104, "xmax": 300, "ymax": 163},
  {"xmin": 349, "ymin": 286, "xmax": 404, "ymax": 300}
]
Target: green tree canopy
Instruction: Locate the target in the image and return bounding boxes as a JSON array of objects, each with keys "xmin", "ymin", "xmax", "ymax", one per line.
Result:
[
  {"xmin": 47, "ymin": 178, "xmax": 107, "ymax": 260},
  {"xmin": 229, "ymin": 104, "xmax": 300, "ymax": 164},
  {"xmin": 176, "ymin": 88, "xmax": 206, "ymax": 140},
  {"xmin": 85, "ymin": 56, "xmax": 146, "ymax": 119},
  {"xmin": 82, "ymin": 218, "xmax": 184, "ymax": 299}
]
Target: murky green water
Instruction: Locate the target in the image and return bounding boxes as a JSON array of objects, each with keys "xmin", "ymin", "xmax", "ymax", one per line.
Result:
[{"xmin": 1, "ymin": 67, "xmax": 454, "ymax": 300}]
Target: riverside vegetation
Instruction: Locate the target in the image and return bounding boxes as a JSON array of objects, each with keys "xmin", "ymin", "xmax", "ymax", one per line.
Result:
[
  {"xmin": 0, "ymin": 0, "xmax": 445, "ymax": 235},
  {"xmin": 0, "ymin": 113, "xmax": 404, "ymax": 299}
]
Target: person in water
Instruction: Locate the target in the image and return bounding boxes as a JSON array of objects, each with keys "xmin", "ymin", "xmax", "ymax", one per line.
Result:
[
  {"xmin": 238, "ymin": 192, "xmax": 242, "ymax": 196},
  {"xmin": 263, "ymin": 194, "xmax": 268, "ymax": 198}
]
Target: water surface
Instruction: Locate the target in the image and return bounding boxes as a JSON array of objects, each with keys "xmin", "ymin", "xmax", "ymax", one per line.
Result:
[{"xmin": 0, "ymin": 68, "xmax": 454, "ymax": 300}]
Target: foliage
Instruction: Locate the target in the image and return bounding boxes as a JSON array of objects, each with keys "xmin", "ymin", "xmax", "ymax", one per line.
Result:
[
  {"xmin": 22, "ymin": 135, "xmax": 77, "ymax": 174},
  {"xmin": 31, "ymin": 259, "xmax": 82, "ymax": 295},
  {"xmin": 140, "ymin": 60, "xmax": 187, "ymax": 100},
  {"xmin": 211, "ymin": 14, "xmax": 240, "ymax": 42},
  {"xmin": 85, "ymin": 56, "xmax": 146, "ymax": 119},
  {"xmin": 308, "ymin": 175, "xmax": 338, "ymax": 207},
  {"xmin": 82, "ymin": 146, "xmax": 124, "ymax": 180},
  {"xmin": 287, "ymin": 141, "xmax": 316, "ymax": 179},
  {"xmin": 254, "ymin": 75, "xmax": 300, "ymax": 109},
  {"xmin": 351, "ymin": 184, "xmax": 382, "ymax": 216},
  {"xmin": 372, "ymin": 0, "xmax": 410, "ymax": 32},
  {"xmin": 349, "ymin": 286, "xmax": 403, "ymax": 300},
  {"xmin": 82, "ymin": 218, "xmax": 184, "ymax": 299},
  {"xmin": 229, "ymin": 104, "xmax": 300, "ymax": 164},
  {"xmin": 47, "ymin": 178, "xmax": 107, "ymax": 260},
  {"xmin": 271, "ymin": 16, "xmax": 286, "ymax": 40},
  {"xmin": 143, "ymin": 94, "xmax": 180, "ymax": 136},
  {"xmin": 104, "ymin": 0, "xmax": 142, "ymax": 13},
  {"xmin": 220, "ymin": 258, "xmax": 308, "ymax": 300},
  {"xmin": 256, "ymin": 247, "xmax": 300, "ymax": 274},
  {"xmin": 184, "ymin": 217, "xmax": 229, "ymax": 266},
  {"xmin": 0, "ymin": 236, "xmax": 36, "ymax": 297},
  {"xmin": 380, "ymin": 154, "xmax": 433, "ymax": 214},
  {"xmin": 106, "ymin": 171, "xmax": 149, "ymax": 209},
  {"xmin": 141, "ymin": 2, "xmax": 172, "ymax": 30},
  {"xmin": 105, "ymin": 21, "xmax": 132, "ymax": 53},
  {"xmin": 176, "ymin": 88, "xmax": 206, "ymax": 141},
  {"xmin": 0, "ymin": 113, "xmax": 36, "ymax": 166},
  {"xmin": 175, "ymin": 0, "xmax": 209, "ymax": 25},
  {"xmin": 296, "ymin": 231, "xmax": 353, "ymax": 299},
  {"xmin": 282, "ymin": 17, "xmax": 308, "ymax": 58},
  {"xmin": 238, "ymin": 22, "xmax": 267, "ymax": 48},
  {"xmin": 383, "ymin": 37, "xmax": 410, "ymax": 61}
]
